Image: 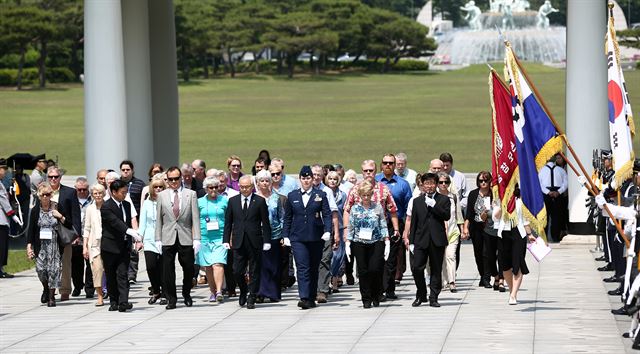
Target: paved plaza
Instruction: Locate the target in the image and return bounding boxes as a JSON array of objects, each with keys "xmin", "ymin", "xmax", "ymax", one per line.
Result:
[{"xmin": 0, "ymin": 242, "xmax": 632, "ymax": 353}]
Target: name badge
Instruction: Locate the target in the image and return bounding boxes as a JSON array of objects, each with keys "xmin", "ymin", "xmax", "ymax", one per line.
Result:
[
  {"xmin": 359, "ymin": 227, "xmax": 373, "ymax": 240},
  {"xmin": 40, "ymin": 228, "xmax": 53, "ymax": 240},
  {"xmin": 207, "ymin": 221, "xmax": 220, "ymax": 231}
]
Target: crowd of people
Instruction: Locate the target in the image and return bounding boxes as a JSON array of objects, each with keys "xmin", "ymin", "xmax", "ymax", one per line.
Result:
[{"xmin": 0, "ymin": 151, "xmax": 545, "ymax": 313}]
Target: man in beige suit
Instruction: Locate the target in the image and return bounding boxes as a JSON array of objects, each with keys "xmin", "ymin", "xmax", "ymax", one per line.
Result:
[{"xmin": 155, "ymin": 166, "xmax": 201, "ymax": 309}]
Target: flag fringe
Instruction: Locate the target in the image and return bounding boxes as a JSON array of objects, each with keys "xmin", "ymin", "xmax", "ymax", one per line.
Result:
[{"xmin": 521, "ymin": 202, "xmax": 547, "ymax": 243}]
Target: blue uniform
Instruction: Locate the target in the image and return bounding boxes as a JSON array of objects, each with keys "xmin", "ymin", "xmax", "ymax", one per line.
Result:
[{"xmin": 283, "ymin": 188, "xmax": 332, "ymax": 301}]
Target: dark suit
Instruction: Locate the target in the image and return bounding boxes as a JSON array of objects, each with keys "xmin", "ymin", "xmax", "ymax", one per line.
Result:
[
  {"xmin": 101, "ymin": 198, "xmax": 133, "ymax": 306},
  {"xmin": 223, "ymin": 193, "xmax": 271, "ymax": 299},
  {"xmin": 56, "ymin": 185, "xmax": 83, "ymax": 296},
  {"xmin": 282, "ymin": 188, "xmax": 332, "ymax": 302},
  {"xmin": 409, "ymin": 192, "xmax": 450, "ymax": 301}
]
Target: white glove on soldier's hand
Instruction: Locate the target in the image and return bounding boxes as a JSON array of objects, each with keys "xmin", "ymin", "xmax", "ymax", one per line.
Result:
[
  {"xmin": 595, "ymin": 194, "xmax": 606, "ymax": 208},
  {"xmin": 126, "ymin": 228, "xmax": 142, "ymax": 242},
  {"xmin": 223, "ymin": 242, "xmax": 231, "ymax": 250},
  {"xmin": 321, "ymin": 232, "xmax": 330, "ymax": 241},
  {"xmin": 193, "ymin": 240, "xmax": 201, "ymax": 255},
  {"xmin": 577, "ymin": 175, "xmax": 587, "ymax": 187},
  {"xmin": 263, "ymin": 243, "xmax": 271, "ymax": 251},
  {"xmin": 409, "ymin": 244, "xmax": 415, "ymax": 254},
  {"xmin": 283, "ymin": 238, "xmax": 291, "ymax": 247},
  {"xmin": 383, "ymin": 239, "xmax": 391, "ymax": 261},
  {"xmin": 345, "ymin": 241, "xmax": 351, "ymax": 262},
  {"xmin": 11, "ymin": 215, "xmax": 22, "ymax": 227},
  {"xmin": 425, "ymin": 197, "xmax": 436, "ymax": 207}
]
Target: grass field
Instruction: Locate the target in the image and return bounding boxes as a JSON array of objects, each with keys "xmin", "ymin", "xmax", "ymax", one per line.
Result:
[
  {"xmin": 2, "ymin": 64, "xmax": 639, "ymax": 174},
  {"xmin": 5, "ymin": 249, "xmax": 34, "ymax": 274}
]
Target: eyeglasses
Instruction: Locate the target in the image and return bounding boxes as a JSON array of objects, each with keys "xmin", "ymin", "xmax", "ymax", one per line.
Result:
[
  {"xmin": 153, "ymin": 186, "xmax": 164, "ymax": 190},
  {"xmin": 207, "ymin": 186, "xmax": 217, "ymax": 190},
  {"xmin": 121, "ymin": 168, "xmax": 131, "ymax": 172},
  {"xmin": 362, "ymin": 169, "xmax": 375, "ymax": 173},
  {"xmin": 478, "ymin": 179, "xmax": 489, "ymax": 183},
  {"xmin": 76, "ymin": 188, "xmax": 88, "ymax": 192},
  {"xmin": 271, "ymin": 172, "xmax": 281, "ymax": 177},
  {"xmin": 167, "ymin": 177, "xmax": 181, "ymax": 182},
  {"xmin": 41, "ymin": 193, "xmax": 52, "ymax": 197},
  {"xmin": 47, "ymin": 175, "xmax": 60, "ymax": 180},
  {"xmin": 382, "ymin": 161, "xmax": 395, "ymax": 165},
  {"xmin": 239, "ymin": 185, "xmax": 253, "ymax": 190},
  {"xmin": 438, "ymin": 181, "xmax": 451, "ymax": 185}
]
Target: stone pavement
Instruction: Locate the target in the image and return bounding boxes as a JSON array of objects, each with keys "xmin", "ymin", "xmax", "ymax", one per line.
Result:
[{"xmin": 0, "ymin": 243, "xmax": 630, "ymax": 353}]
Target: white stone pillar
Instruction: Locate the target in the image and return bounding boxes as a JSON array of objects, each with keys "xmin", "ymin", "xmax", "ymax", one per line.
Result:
[
  {"xmin": 122, "ymin": 0, "xmax": 154, "ymax": 173},
  {"xmin": 84, "ymin": 0, "xmax": 127, "ymax": 180},
  {"xmin": 148, "ymin": 0, "xmax": 180, "ymax": 168},
  {"xmin": 566, "ymin": 0, "xmax": 608, "ymax": 232}
]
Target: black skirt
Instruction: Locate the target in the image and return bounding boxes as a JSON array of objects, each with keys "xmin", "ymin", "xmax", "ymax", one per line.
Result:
[{"xmin": 501, "ymin": 229, "xmax": 529, "ymax": 275}]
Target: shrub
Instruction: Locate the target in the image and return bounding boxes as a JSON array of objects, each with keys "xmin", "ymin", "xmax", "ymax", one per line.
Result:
[
  {"xmin": 393, "ymin": 59, "xmax": 429, "ymax": 71},
  {"xmin": 0, "ymin": 67, "xmax": 75, "ymax": 86},
  {"xmin": 47, "ymin": 67, "xmax": 75, "ymax": 83}
]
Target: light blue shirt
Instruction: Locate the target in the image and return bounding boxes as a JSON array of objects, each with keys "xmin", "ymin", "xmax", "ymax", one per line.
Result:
[
  {"xmin": 347, "ymin": 203, "xmax": 389, "ymax": 244},
  {"xmin": 138, "ymin": 199, "xmax": 160, "ymax": 254}
]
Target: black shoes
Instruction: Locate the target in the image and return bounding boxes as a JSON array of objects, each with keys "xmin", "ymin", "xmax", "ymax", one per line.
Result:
[
  {"xmin": 429, "ymin": 300, "xmax": 441, "ymax": 308},
  {"xmin": 611, "ymin": 306, "xmax": 629, "ymax": 315},
  {"xmin": 47, "ymin": 299, "xmax": 56, "ymax": 307},
  {"xmin": 298, "ymin": 299, "xmax": 312, "ymax": 310},
  {"xmin": 598, "ymin": 264, "xmax": 614, "ymax": 271},
  {"xmin": 247, "ymin": 296, "xmax": 256, "ymax": 310},
  {"xmin": 385, "ymin": 292, "xmax": 398, "ymax": 300},
  {"xmin": 372, "ymin": 297, "xmax": 380, "ymax": 307},
  {"xmin": 184, "ymin": 295, "xmax": 193, "ymax": 307},
  {"xmin": 603, "ymin": 275, "xmax": 623, "ymax": 283},
  {"xmin": 118, "ymin": 302, "xmax": 133, "ymax": 312},
  {"xmin": 239, "ymin": 293, "xmax": 248, "ymax": 307},
  {"xmin": 378, "ymin": 295, "xmax": 387, "ymax": 303},
  {"xmin": 412, "ymin": 298, "xmax": 425, "ymax": 307},
  {"xmin": 148, "ymin": 294, "xmax": 161, "ymax": 305},
  {"xmin": 346, "ymin": 274, "xmax": 355, "ymax": 285},
  {"xmin": 595, "ymin": 256, "xmax": 606, "ymax": 261},
  {"xmin": 41, "ymin": 289, "xmax": 49, "ymax": 304},
  {"xmin": 608, "ymin": 288, "xmax": 623, "ymax": 296},
  {"xmin": 72, "ymin": 288, "xmax": 81, "ymax": 297},
  {"xmin": 363, "ymin": 300, "xmax": 372, "ymax": 309},
  {"xmin": 0, "ymin": 271, "xmax": 14, "ymax": 278},
  {"xmin": 165, "ymin": 303, "xmax": 177, "ymax": 310},
  {"xmin": 108, "ymin": 303, "xmax": 119, "ymax": 311}
]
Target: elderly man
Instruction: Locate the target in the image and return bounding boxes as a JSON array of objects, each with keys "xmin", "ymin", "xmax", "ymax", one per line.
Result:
[
  {"xmin": 271, "ymin": 158, "xmax": 299, "ymax": 196},
  {"xmin": 395, "ymin": 153, "xmax": 418, "ymax": 191},
  {"xmin": 181, "ymin": 163, "xmax": 204, "ymax": 198},
  {"xmin": 96, "ymin": 169, "xmax": 108, "ymax": 189},
  {"xmin": 191, "ymin": 159, "xmax": 206, "ymax": 184},
  {"xmin": 344, "ymin": 160, "xmax": 399, "ymax": 300},
  {"xmin": 75, "ymin": 177, "xmax": 94, "ymax": 297},
  {"xmin": 413, "ymin": 159, "xmax": 445, "ymax": 196}
]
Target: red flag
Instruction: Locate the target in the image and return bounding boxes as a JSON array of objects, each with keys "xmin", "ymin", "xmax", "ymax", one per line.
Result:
[{"xmin": 489, "ymin": 70, "xmax": 518, "ymax": 217}]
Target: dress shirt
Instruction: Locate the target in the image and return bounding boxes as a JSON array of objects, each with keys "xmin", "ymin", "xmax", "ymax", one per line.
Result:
[
  {"xmin": 220, "ymin": 187, "xmax": 240, "ymax": 199},
  {"xmin": 315, "ymin": 183, "xmax": 338, "ymax": 212},
  {"xmin": 301, "ymin": 189, "xmax": 311, "ymax": 207},
  {"xmin": 278, "ymin": 174, "xmax": 300, "ymax": 196},
  {"xmin": 339, "ymin": 180, "xmax": 354, "ymax": 195},
  {"xmin": 242, "ymin": 194, "xmax": 252, "ymax": 209},
  {"xmin": 375, "ymin": 173, "xmax": 412, "ymax": 220},
  {"xmin": 538, "ymin": 162, "xmax": 568, "ymax": 194},
  {"xmin": 30, "ymin": 169, "xmax": 45, "ymax": 193},
  {"xmin": 450, "ymin": 169, "xmax": 468, "ymax": 201},
  {"xmin": 395, "ymin": 167, "xmax": 418, "ymax": 191},
  {"xmin": 170, "ymin": 187, "xmax": 184, "ymax": 211}
]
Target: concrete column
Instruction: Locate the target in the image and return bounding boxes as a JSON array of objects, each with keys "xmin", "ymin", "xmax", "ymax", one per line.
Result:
[
  {"xmin": 566, "ymin": 0, "xmax": 608, "ymax": 232},
  {"xmin": 122, "ymin": 0, "xmax": 154, "ymax": 173},
  {"xmin": 148, "ymin": 0, "xmax": 180, "ymax": 168},
  {"xmin": 84, "ymin": 0, "xmax": 127, "ymax": 180}
]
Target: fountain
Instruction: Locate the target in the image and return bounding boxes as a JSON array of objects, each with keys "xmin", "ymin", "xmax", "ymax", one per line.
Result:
[{"xmin": 425, "ymin": 0, "xmax": 566, "ymax": 65}]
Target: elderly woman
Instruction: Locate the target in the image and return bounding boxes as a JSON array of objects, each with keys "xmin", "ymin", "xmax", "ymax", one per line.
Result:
[
  {"xmin": 226, "ymin": 155, "xmax": 244, "ymax": 191},
  {"xmin": 345, "ymin": 180, "xmax": 390, "ymax": 309},
  {"xmin": 326, "ymin": 170, "xmax": 347, "ymax": 292},
  {"xmin": 139, "ymin": 176, "xmax": 167, "ymax": 305},
  {"xmin": 82, "ymin": 183, "xmax": 106, "ymax": 306},
  {"xmin": 437, "ymin": 172, "xmax": 464, "ymax": 293},
  {"xmin": 197, "ymin": 176, "xmax": 229, "ymax": 302},
  {"xmin": 344, "ymin": 169, "xmax": 358, "ymax": 185},
  {"xmin": 26, "ymin": 183, "xmax": 65, "ymax": 307},
  {"xmin": 254, "ymin": 170, "xmax": 286, "ymax": 302}
]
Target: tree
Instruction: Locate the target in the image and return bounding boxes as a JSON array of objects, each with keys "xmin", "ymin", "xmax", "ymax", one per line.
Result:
[{"xmin": 0, "ymin": 4, "xmax": 42, "ymax": 89}]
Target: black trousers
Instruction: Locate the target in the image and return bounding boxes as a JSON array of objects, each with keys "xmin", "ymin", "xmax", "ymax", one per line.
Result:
[
  {"xmin": 544, "ymin": 194, "xmax": 567, "ymax": 242},
  {"xmin": 483, "ymin": 234, "xmax": 503, "ymax": 279},
  {"xmin": 225, "ymin": 249, "xmax": 237, "ymax": 292},
  {"xmin": 469, "ymin": 224, "xmax": 486, "ymax": 282},
  {"xmin": 411, "ymin": 243, "xmax": 445, "ymax": 301},
  {"xmin": 102, "ymin": 249, "xmax": 130, "ymax": 305},
  {"xmin": 0, "ymin": 225, "xmax": 8, "ymax": 268},
  {"xmin": 144, "ymin": 251, "xmax": 163, "ymax": 296},
  {"xmin": 128, "ymin": 247, "xmax": 139, "ymax": 281},
  {"xmin": 352, "ymin": 241, "xmax": 385, "ymax": 302},
  {"xmin": 162, "ymin": 238, "xmax": 195, "ymax": 305},
  {"xmin": 71, "ymin": 244, "xmax": 85, "ymax": 291},
  {"xmin": 608, "ymin": 225, "xmax": 625, "ymax": 277},
  {"xmin": 383, "ymin": 219, "xmax": 404, "ymax": 294},
  {"xmin": 280, "ymin": 245, "xmax": 291, "ymax": 288},
  {"xmin": 233, "ymin": 241, "xmax": 262, "ymax": 297}
]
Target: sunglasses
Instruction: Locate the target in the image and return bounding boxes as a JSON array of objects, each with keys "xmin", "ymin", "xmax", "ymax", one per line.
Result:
[
  {"xmin": 153, "ymin": 185, "xmax": 164, "ymax": 189},
  {"xmin": 207, "ymin": 186, "xmax": 217, "ymax": 190},
  {"xmin": 438, "ymin": 181, "xmax": 451, "ymax": 185},
  {"xmin": 167, "ymin": 177, "xmax": 181, "ymax": 182},
  {"xmin": 478, "ymin": 179, "xmax": 489, "ymax": 183},
  {"xmin": 382, "ymin": 161, "xmax": 395, "ymax": 165},
  {"xmin": 48, "ymin": 175, "xmax": 60, "ymax": 180},
  {"xmin": 121, "ymin": 168, "xmax": 131, "ymax": 172},
  {"xmin": 271, "ymin": 172, "xmax": 281, "ymax": 177},
  {"xmin": 76, "ymin": 188, "xmax": 88, "ymax": 192},
  {"xmin": 41, "ymin": 193, "xmax": 52, "ymax": 197},
  {"xmin": 362, "ymin": 169, "xmax": 375, "ymax": 173}
]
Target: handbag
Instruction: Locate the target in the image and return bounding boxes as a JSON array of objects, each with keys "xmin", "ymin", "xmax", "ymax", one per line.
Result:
[{"xmin": 55, "ymin": 222, "xmax": 78, "ymax": 246}]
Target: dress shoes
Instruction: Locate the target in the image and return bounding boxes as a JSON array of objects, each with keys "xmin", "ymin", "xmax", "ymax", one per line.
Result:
[
  {"xmin": 60, "ymin": 294, "xmax": 70, "ymax": 302},
  {"xmin": 363, "ymin": 300, "xmax": 372, "ymax": 309},
  {"xmin": 159, "ymin": 298, "xmax": 168, "ymax": 305},
  {"xmin": 72, "ymin": 288, "xmax": 81, "ymax": 297},
  {"xmin": 165, "ymin": 303, "xmax": 177, "ymax": 310},
  {"xmin": 598, "ymin": 264, "xmax": 614, "ymax": 271},
  {"xmin": 623, "ymin": 332, "xmax": 631, "ymax": 338},
  {"xmin": 41, "ymin": 289, "xmax": 49, "ymax": 304},
  {"xmin": 298, "ymin": 300, "xmax": 311, "ymax": 310},
  {"xmin": 86, "ymin": 292, "xmax": 94, "ymax": 299},
  {"xmin": 378, "ymin": 294, "xmax": 387, "ymax": 303},
  {"xmin": 108, "ymin": 303, "xmax": 119, "ymax": 311},
  {"xmin": 47, "ymin": 299, "xmax": 56, "ymax": 307},
  {"xmin": 372, "ymin": 297, "xmax": 380, "ymax": 307},
  {"xmin": 595, "ymin": 256, "xmax": 606, "ymax": 261},
  {"xmin": 411, "ymin": 298, "xmax": 424, "ymax": 307},
  {"xmin": 346, "ymin": 274, "xmax": 355, "ymax": 285},
  {"xmin": 611, "ymin": 306, "xmax": 629, "ymax": 315},
  {"xmin": 239, "ymin": 293, "xmax": 248, "ymax": 307},
  {"xmin": 247, "ymin": 297, "xmax": 256, "ymax": 310},
  {"xmin": 429, "ymin": 300, "xmax": 441, "ymax": 308},
  {"xmin": 608, "ymin": 288, "xmax": 623, "ymax": 296},
  {"xmin": 0, "ymin": 271, "xmax": 14, "ymax": 278},
  {"xmin": 118, "ymin": 302, "xmax": 133, "ymax": 312},
  {"xmin": 184, "ymin": 295, "xmax": 193, "ymax": 307},
  {"xmin": 603, "ymin": 275, "xmax": 623, "ymax": 283},
  {"xmin": 385, "ymin": 292, "xmax": 398, "ymax": 300}
]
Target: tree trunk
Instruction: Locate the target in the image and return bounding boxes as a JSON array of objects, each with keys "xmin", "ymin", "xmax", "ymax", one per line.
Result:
[
  {"xmin": 227, "ymin": 48, "xmax": 236, "ymax": 78},
  {"xmin": 383, "ymin": 54, "xmax": 391, "ymax": 73},
  {"xmin": 314, "ymin": 54, "xmax": 320, "ymax": 75},
  {"xmin": 38, "ymin": 40, "xmax": 47, "ymax": 88},
  {"xmin": 276, "ymin": 51, "xmax": 283, "ymax": 75},
  {"xmin": 16, "ymin": 46, "xmax": 25, "ymax": 90},
  {"xmin": 352, "ymin": 53, "xmax": 362, "ymax": 65},
  {"xmin": 213, "ymin": 56, "xmax": 219, "ymax": 76},
  {"xmin": 70, "ymin": 40, "xmax": 81, "ymax": 81},
  {"xmin": 287, "ymin": 54, "xmax": 294, "ymax": 78},
  {"xmin": 202, "ymin": 53, "xmax": 209, "ymax": 79},
  {"xmin": 182, "ymin": 46, "xmax": 190, "ymax": 82}
]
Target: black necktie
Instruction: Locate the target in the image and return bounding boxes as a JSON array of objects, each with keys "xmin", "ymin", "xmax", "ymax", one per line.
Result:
[
  {"xmin": 243, "ymin": 197, "xmax": 248, "ymax": 210},
  {"xmin": 549, "ymin": 165, "xmax": 556, "ymax": 189}
]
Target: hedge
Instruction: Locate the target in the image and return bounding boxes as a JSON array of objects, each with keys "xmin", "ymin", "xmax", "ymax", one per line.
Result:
[{"xmin": 0, "ymin": 67, "xmax": 75, "ymax": 86}]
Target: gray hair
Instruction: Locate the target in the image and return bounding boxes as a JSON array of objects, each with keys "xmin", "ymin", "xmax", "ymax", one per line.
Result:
[
  {"xmin": 396, "ymin": 152, "xmax": 408, "ymax": 162},
  {"xmin": 436, "ymin": 171, "xmax": 450, "ymax": 182},
  {"xmin": 75, "ymin": 176, "xmax": 88, "ymax": 185},
  {"xmin": 47, "ymin": 166, "xmax": 62, "ymax": 176},
  {"xmin": 239, "ymin": 175, "xmax": 253, "ymax": 184},
  {"xmin": 105, "ymin": 171, "xmax": 120, "ymax": 183},
  {"xmin": 90, "ymin": 183, "xmax": 106, "ymax": 196},
  {"xmin": 202, "ymin": 176, "xmax": 220, "ymax": 189},
  {"xmin": 180, "ymin": 163, "xmax": 194, "ymax": 174},
  {"xmin": 256, "ymin": 170, "xmax": 271, "ymax": 182}
]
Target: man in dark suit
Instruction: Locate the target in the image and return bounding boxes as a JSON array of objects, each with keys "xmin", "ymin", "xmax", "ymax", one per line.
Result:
[
  {"xmin": 46, "ymin": 166, "xmax": 82, "ymax": 301},
  {"xmin": 101, "ymin": 179, "xmax": 142, "ymax": 312},
  {"xmin": 223, "ymin": 175, "xmax": 271, "ymax": 309},
  {"xmin": 409, "ymin": 173, "xmax": 451, "ymax": 308},
  {"xmin": 282, "ymin": 166, "xmax": 332, "ymax": 310}
]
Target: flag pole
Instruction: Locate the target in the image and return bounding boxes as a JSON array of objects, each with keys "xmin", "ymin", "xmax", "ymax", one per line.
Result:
[{"xmin": 507, "ymin": 43, "xmax": 630, "ymax": 246}]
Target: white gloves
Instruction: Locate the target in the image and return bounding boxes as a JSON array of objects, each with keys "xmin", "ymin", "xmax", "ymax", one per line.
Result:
[
  {"xmin": 193, "ymin": 239, "xmax": 201, "ymax": 256},
  {"xmin": 283, "ymin": 238, "xmax": 291, "ymax": 247},
  {"xmin": 345, "ymin": 241, "xmax": 351, "ymax": 262},
  {"xmin": 126, "ymin": 228, "xmax": 142, "ymax": 242},
  {"xmin": 577, "ymin": 175, "xmax": 587, "ymax": 187},
  {"xmin": 155, "ymin": 240, "xmax": 163, "ymax": 254},
  {"xmin": 263, "ymin": 243, "xmax": 271, "ymax": 251},
  {"xmin": 223, "ymin": 242, "xmax": 231, "ymax": 250},
  {"xmin": 595, "ymin": 194, "xmax": 606, "ymax": 208},
  {"xmin": 383, "ymin": 239, "xmax": 390, "ymax": 261},
  {"xmin": 321, "ymin": 232, "xmax": 330, "ymax": 241},
  {"xmin": 11, "ymin": 215, "xmax": 22, "ymax": 227},
  {"xmin": 425, "ymin": 197, "xmax": 436, "ymax": 207},
  {"xmin": 409, "ymin": 244, "xmax": 415, "ymax": 254}
]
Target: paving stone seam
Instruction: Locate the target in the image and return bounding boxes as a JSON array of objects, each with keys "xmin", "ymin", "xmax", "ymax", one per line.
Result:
[
  {"xmin": 532, "ymin": 258, "xmax": 541, "ymax": 354},
  {"xmin": 439, "ymin": 272, "xmax": 478, "ymax": 354},
  {"xmin": 168, "ymin": 305, "xmax": 244, "ymax": 353},
  {"xmin": 346, "ymin": 294, "xmax": 389, "ymax": 354}
]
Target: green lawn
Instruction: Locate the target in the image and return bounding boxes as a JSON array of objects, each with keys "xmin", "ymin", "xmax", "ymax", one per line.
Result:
[
  {"xmin": 2, "ymin": 64, "xmax": 639, "ymax": 174},
  {"xmin": 5, "ymin": 249, "xmax": 34, "ymax": 274}
]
